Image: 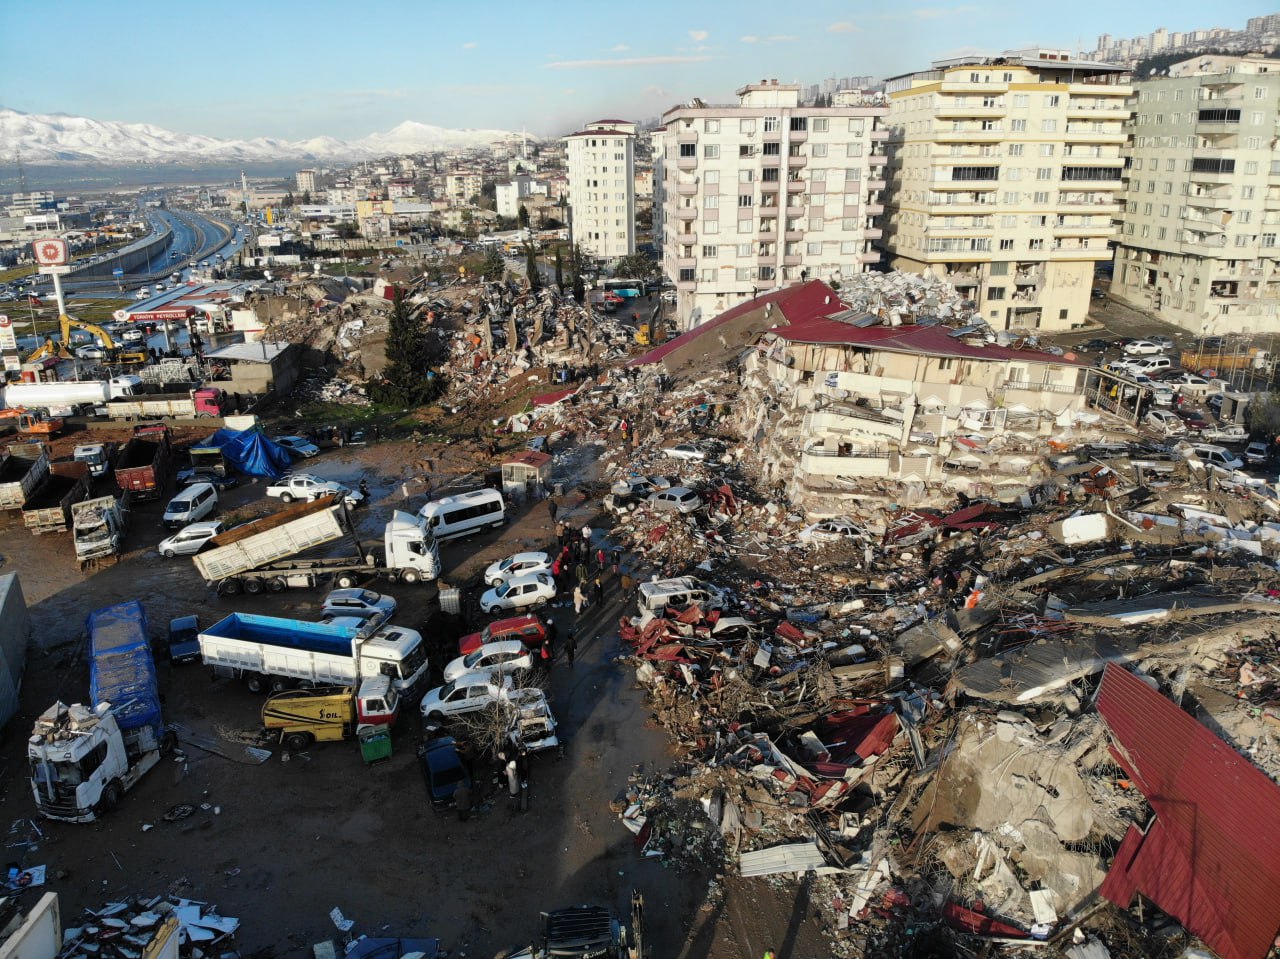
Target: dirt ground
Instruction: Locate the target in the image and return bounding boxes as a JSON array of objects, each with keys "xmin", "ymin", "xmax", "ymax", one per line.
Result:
[{"xmin": 0, "ymin": 430, "xmax": 830, "ymax": 959}]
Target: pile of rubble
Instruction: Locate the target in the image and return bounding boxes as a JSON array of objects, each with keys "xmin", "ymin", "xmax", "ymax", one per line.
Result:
[{"xmin": 61, "ymin": 894, "xmax": 238, "ymax": 958}]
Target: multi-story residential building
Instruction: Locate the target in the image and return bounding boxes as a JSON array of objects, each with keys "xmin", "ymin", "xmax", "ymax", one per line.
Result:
[
  {"xmin": 1112, "ymin": 56, "xmax": 1280, "ymax": 335},
  {"xmin": 444, "ymin": 172, "xmax": 483, "ymax": 205},
  {"xmin": 295, "ymin": 170, "xmax": 317, "ymax": 194},
  {"xmin": 495, "ymin": 175, "xmax": 549, "ymax": 218},
  {"xmin": 563, "ymin": 119, "xmax": 637, "ymax": 260},
  {"xmin": 654, "ymin": 81, "xmax": 888, "ymax": 330},
  {"xmin": 386, "ymin": 179, "xmax": 416, "ymax": 200},
  {"xmin": 879, "ymin": 51, "xmax": 1130, "ymax": 332}
]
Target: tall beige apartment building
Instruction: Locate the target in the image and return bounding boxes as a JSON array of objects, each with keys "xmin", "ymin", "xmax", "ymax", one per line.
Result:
[
  {"xmin": 563, "ymin": 119, "xmax": 637, "ymax": 260},
  {"xmin": 880, "ymin": 50, "xmax": 1130, "ymax": 332},
  {"xmin": 654, "ymin": 81, "xmax": 888, "ymax": 329},
  {"xmin": 1112, "ymin": 55, "xmax": 1280, "ymax": 336}
]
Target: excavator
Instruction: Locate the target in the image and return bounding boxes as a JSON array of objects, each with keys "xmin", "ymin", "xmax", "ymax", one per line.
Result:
[
  {"xmin": 25, "ymin": 313, "xmax": 148, "ymax": 366},
  {"xmin": 0, "ymin": 408, "xmax": 63, "ymax": 437}
]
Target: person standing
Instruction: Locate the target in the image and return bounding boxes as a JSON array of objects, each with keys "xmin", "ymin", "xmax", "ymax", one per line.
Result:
[
  {"xmin": 581, "ymin": 524, "xmax": 593, "ymax": 545},
  {"xmin": 545, "ymin": 617, "xmax": 558, "ymax": 650},
  {"xmin": 548, "ymin": 499, "xmax": 558, "ymax": 523},
  {"xmin": 573, "ymin": 583, "xmax": 586, "ymax": 614},
  {"xmin": 596, "ymin": 547, "xmax": 607, "ymax": 573},
  {"xmin": 564, "ymin": 627, "xmax": 577, "ymax": 667},
  {"xmin": 539, "ymin": 638, "xmax": 553, "ymax": 673},
  {"xmin": 592, "ymin": 574, "xmax": 604, "ymax": 607}
]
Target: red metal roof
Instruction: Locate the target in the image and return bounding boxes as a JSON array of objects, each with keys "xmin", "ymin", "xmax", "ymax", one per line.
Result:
[
  {"xmin": 627, "ymin": 280, "xmax": 843, "ymax": 367},
  {"xmin": 531, "ymin": 387, "xmax": 577, "ymax": 406},
  {"xmin": 503, "ymin": 451, "xmax": 552, "ymax": 469},
  {"xmin": 1097, "ymin": 663, "xmax": 1280, "ymax": 959}
]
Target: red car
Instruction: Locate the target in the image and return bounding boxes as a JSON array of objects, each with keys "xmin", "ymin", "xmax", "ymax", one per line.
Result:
[
  {"xmin": 1176, "ymin": 409, "xmax": 1210, "ymax": 431},
  {"xmin": 458, "ymin": 614, "xmax": 549, "ymax": 655}
]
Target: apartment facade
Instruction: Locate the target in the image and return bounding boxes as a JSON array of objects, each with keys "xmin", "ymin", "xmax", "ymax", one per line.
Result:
[
  {"xmin": 563, "ymin": 119, "xmax": 637, "ymax": 260},
  {"xmin": 444, "ymin": 172, "xmax": 483, "ymax": 205},
  {"xmin": 655, "ymin": 81, "xmax": 888, "ymax": 330},
  {"xmin": 880, "ymin": 51, "xmax": 1130, "ymax": 332},
  {"xmin": 1112, "ymin": 56, "xmax": 1280, "ymax": 335}
]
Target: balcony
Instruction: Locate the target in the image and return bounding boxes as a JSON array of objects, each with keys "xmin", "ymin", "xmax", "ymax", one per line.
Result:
[
  {"xmin": 675, "ymin": 232, "xmax": 698, "ymax": 246},
  {"xmin": 1195, "ymin": 120, "xmax": 1240, "ymax": 134},
  {"xmin": 859, "ymin": 251, "xmax": 882, "ymax": 264},
  {"xmin": 676, "ymin": 155, "xmax": 698, "ymax": 171},
  {"xmin": 784, "ymin": 230, "xmax": 805, "ymax": 242},
  {"xmin": 676, "ymin": 278, "xmax": 697, "ymax": 291},
  {"xmin": 762, "ymin": 128, "xmax": 782, "ymax": 141},
  {"xmin": 870, "ymin": 128, "xmax": 890, "ymax": 141},
  {"xmin": 783, "ymin": 254, "xmax": 803, "ymax": 266},
  {"xmin": 935, "ymin": 103, "xmax": 1008, "ymax": 118},
  {"xmin": 1062, "ymin": 129, "xmax": 1127, "ymax": 144},
  {"xmin": 676, "ymin": 256, "xmax": 697, "ymax": 269},
  {"xmin": 800, "ymin": 444, "xmax": 892, "ymax": 479},
  {"xmin": 863, "ymin": 227, "xmax": 883, "ymax": 240},
  {"xmin": 676, "ymin": 128, "xmax": 699, "ymax": 144},
  {"xmin": 676, "ymin": 181, "xmax": 698, "ymax": 195},
  {"xmin": 868, "ymin": 152, "xmax": 888, "ymax": 167},
  {"xmin": 761, "ymin": 154, "xmax": 782, "ymax": 167},
  {"xmin": 1187, "ymin": 190, "xmax": 1232, "ymax": 209},
  {"xmin": 1190, "ymin": 169, "xmax": 1236, "ymax": 185},
  {"xmin": 1067, "ymin": 102, "xmax": 1131, "ymax": 118},
  {"xmin": 788, "ymin": 127, "xmax": 808, "ymax": 141},
  {"xmin": 674, "ymin": 206, "xmax": 698, "ymax": 220},
  {"xmin": 788, "ymin": 154, "xmax": 808, "ymax": 168},
  {"xmin": 934, "ymin": 128, "xmax": 1006, "ymax": 142},
  {"xmin": 787, "ymin": 179, "xmax": 806, "ymax": 192},
  {"xmin": 757, "ymin": 252, "xmax": 778, "ymax": 266},
  {"xmin": 1052, "ymin": 221, "xmax": 1105, "ymax": 235}
]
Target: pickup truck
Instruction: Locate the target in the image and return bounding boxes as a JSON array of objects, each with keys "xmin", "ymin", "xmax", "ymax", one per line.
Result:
[{"xmin": 266, "ymin": 473, "xmax": 362, "ymax": 509}]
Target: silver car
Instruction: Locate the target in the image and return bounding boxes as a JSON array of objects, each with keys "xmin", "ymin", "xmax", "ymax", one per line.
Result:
[{"xmin": 157, "ymin": 520, "xmax": 224, "ymax": 558}]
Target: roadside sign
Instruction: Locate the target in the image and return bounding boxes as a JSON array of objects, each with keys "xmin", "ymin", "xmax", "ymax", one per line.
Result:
[
  {"xmin": 112, "ymin": 308, "xmax": 130, "ymax": 322},
  {"xmin": 3, "ymin": 356, "xmax": 20, "ymax": 373},
  {"xmin": 33, "ymin": 239, "xmax": 69, "ymax": 267},
  {"xmin": 113, "ymin": 268, "xmax": 124, "ymax": 277},
  {"xmin": 0, "ymin": 315, "xmax": 14, "ymax": 353}
]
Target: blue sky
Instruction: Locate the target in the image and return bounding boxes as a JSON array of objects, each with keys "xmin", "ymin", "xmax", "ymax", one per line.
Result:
[{"xmin": 0, "ymin": 0, "xmax": 1260, "ymax": 141}]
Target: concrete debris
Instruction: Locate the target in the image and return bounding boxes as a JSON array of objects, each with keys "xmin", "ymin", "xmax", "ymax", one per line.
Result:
[{"xmin": 65, "ymin": 894, "xmax": 238, "ymax": 958}]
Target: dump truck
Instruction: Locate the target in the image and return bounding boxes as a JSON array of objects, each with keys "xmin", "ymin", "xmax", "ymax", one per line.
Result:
[
  {"xmin": 0, "ymin": 443, "xmax": 49, "ymax": 510},
  {"xmin": 197, "ymin": 611, "xmax": 430, "ymax": 696},
  {"xmin": 29, "ymin": 600, "xmax": 175, "ymax": 822},
  {"xmin": 192, "ymin": 495, "xmax": 440, "ymax": 596},
  {"xmin": 21, "ymin": 472, "xmax": 90, "ymax": 534},
  {"xmin": 113, "ymin": 424, "xmax": 169, "ymax": 501},
  {"xmin": 71, "ymin": 442, "xmax": 117, "ymax": 478},
  {"xmin": 261, "ymin": 679, "xmax": 400, "ymax": 750},
  {"xmin": 504, "ymin": 894, "xmax": 644, "ymax": 959},
  {"xmin": 1181, "ymin": 347, "xmax": 1271, "ymax": 373},
  {"xmin": 72, "ymin": 495, "xmax": 128, "ymax": 569},
  {"xmin": 102, "ymin": 387, "xmax": 226, "ymax": 421}
]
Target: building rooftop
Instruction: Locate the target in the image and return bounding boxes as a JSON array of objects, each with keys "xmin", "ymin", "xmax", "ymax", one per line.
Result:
[{"xmin": 205, "ymin": 341, "xmax": 292, "ymax": 363}]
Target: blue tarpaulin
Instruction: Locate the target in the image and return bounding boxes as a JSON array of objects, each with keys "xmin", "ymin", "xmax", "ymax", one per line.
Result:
[
  {"xmin": 203, "ymin": 428, "xmax": 293, "ymax": 479},
  {"xmin": 88, "ymin": 601, "xmax": 162, "ymax": 734}
]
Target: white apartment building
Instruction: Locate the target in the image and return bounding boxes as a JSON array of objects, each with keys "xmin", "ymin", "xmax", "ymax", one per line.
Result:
[
  {"xmin": 655, "ymin": 81, "xmax": 888, "ymax": 329},
  {"xmin": 445, "ymin": 172, "xmax": 483, "ymax": 205},
  {"xmin": 295, "ymin": 170, "xmax": 317, "ymax": 194},
  {"xmin": 880, "ymin": 51, "xmax": 1130, "ymax": 332},
  {"xmin": 563, "ymin": 120, "xmax": 637, "ymax": 260},
  {"xmin": 496, "ymin": 175, "xmax": 549, "ymax": 218},
  {"xmin": 1113, "ymin": 56, "xmax": 1280, "ymax": 336}
]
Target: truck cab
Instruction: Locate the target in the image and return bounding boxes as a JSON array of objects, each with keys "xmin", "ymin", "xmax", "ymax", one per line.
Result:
[
  {"xmin": 73, "ymin": 444, "xmax": 113, "ymax": 477},
  {"xmin": 384, "ymin": 511, "xmax": 440, "ymax": 583}
]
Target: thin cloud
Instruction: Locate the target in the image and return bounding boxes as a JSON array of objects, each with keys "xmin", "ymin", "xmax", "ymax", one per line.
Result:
[
  {"xmin": 461, "ymin": 41, "xmax": 477, "ymax": 49},
  {"xmin": 740, "ymin": 34, "xmax": 797, "ymax": 44},
  {"xmin": 688, "ymin": 29, "xmax": 709, "ymax": 42},
  {"xmin": 913, "ymin": 4, "xmax": 977, "ymax": 19},
  {"xmin": 827, "ymin": 21, "xmax": 859, "ymax": 33},
  {"xmin": 544, "ymin": 55, "xmax": 713, "ymax": 70},
  {"xmin": 740, "ymin": 35, "xmax": 760, "ymax": 43},
  {"xmin": 612, "ymin": 44, "xmax": 629, "ymax": 52}
]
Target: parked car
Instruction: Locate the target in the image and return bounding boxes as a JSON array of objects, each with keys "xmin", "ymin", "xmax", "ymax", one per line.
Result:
[
  {"xmin": 1245, "ymin": 441, "xmax": 1270, "ymax": 466},
  {"xmin": 273, "ymin": 435, "xmax": 320, "ymax": 459},
  {"xmin": 798, "ymin": 518, "xmax": 866, "ymax": 544},
  {"xmin": 320, "ymin": 588, "xmax": 395, "ymax": 621},
  {"xmin": 457, "ymin": 614, "xmax": 548, "ymax": 656},
  {"xmin": 479, "ymin": 572, "xmax": 556, "ymax": 615},
  {"xmin": 1167, "ymin": 373, "xmax": 1213, "ymax": 395},
  {"xmin": 162, "ymin": 482, "xmax": 218, "ymax": 529},
  {"xmin": 483, "ymin": 551, "xmax": 552, "ymax": 587},
  {"xmin": 1207, "ymin": 393, "xmax": 1225, "ymax": 412},
  {"xmin": 1149, "ymin": 335, "xmax": 1176, "ymax": 350},
  {"xmin": 442, "ymin": 640, "xmax": 534, "ymax": 683},
  {"xmin": 167, "ymin": 614, "xmax": 202, "ymax": 665},
  {"xmin": 662, "ymin": 443, "xmax": 706, "ymax": 461},
  {"xmin": 419, "ymin": 672, "xmax": 511, "ymax": 721},
  {"xmin": 266, "ymin": 473, "xmax": 362, "ymax": 509},
  {"xmin": 1077, "ymin": 338, "xmax": 1112, "ymax": 353},
  {"xmin": 157, "ymin": 520, "xmax": 225, "ymax": 557},
  {"xmin": 75, "ymin": 345, "xmax": 105, "ymax": 360},
  {"xmin": 417, "ymin": 737, "xmax": 470, "ymax": 811},
  {"xmin": 1176, "ymin": 409, "xmax": 1211, "ymax": 431},
  {"xmin": 1123, "ymin": 340, "xmax": 1165, "ymax": 356},
  {"xmin": 1143, "ymin": 409, "xmax": 1186, "ymax": 436},
  {"xmin": 176, "ymin": 468, "xmax": 240, "ymax": 490},
  {"xmin": 1189, "ymin": 443, "xmax": 1243, "ymax": 472},
  {"xmin": 648, "ymin": 487, "xmax": 703, "ymax": 514}
]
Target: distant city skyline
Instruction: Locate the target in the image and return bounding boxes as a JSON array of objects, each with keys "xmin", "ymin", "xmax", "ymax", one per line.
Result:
[{"xmin": 0, "ymin": 0, "xmax": 1260, "ymax": 141}]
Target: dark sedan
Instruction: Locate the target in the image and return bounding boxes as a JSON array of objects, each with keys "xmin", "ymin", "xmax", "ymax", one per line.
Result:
[
  {"xmin": 417, "ymin": 737, "xmax": 470, "ymax": 811},
  {"xmin": 1176, "ymin": 409, "xmax": 1211, "ymax": 431}
]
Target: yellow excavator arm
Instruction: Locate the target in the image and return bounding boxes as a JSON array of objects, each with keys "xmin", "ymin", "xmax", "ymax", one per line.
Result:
[{"xmin": 24, "ymin": 313, "xmax": 119, "ymax": 362}]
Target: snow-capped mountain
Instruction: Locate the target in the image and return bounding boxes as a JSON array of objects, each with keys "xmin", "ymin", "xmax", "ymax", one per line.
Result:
[{"xmin": 0, "ymin": 108, "xmax": 526, "ymax": 164}]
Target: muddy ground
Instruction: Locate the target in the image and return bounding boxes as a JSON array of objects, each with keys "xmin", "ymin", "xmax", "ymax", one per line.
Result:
[{"xmin": 0, "ymin": 430, "xmax": 830, "ymax": 959}]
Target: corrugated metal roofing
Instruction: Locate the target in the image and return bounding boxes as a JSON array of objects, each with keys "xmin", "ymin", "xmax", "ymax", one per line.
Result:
[
  {"xmin": 738, "ymin": 841, "xmax": 827, "ymax": 877},
  {"xmin": 1096, "ymin": 663, "xmax": 1280, "ymax": 959}
]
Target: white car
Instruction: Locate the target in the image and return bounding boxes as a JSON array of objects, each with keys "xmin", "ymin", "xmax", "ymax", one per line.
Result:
[
  {"xmin": 483, "ymin": 551, "xmax": 552, "ymax": 587},
  {"xmin": 121, "ymin": 328, "xmax": 146, "ymax": 344},
  {"xmin": 1144, "ymin": 409, "xmax": 1186, "ymax": 436},
  {"xmin": 157, "ymin": 520, "xmax": 224, "ymax": 557},
  {"xmin": 273, "ymin": 435, "xmax": 320, "ymax": 458},
  {"xmin": 610, "ymin": 477, "xmax": 657, "ymax": 498},
  {"xmin": 442, "ymin": 640, "xmax": 534, "ymax": 683},
  {"xmin": 1244, "ymin": 441, "xmax": 1269, "ymax": 466},
  {"xmin": 266, "ymin": 473, "xmax": 362, "ymax": 509},
  {"xmin": 798, "ymin": 518, "xmax": 866, "ymax": 545},
  {"xmin": 419, "ymin": 672, "xmax": 511, "ymax": 722},
  {"xmin": 1124, "ymin": 340, "xmax": 1165, "ymax": 356},
  {"xmin": 479, "ymin": 572, "xmax": 556, "ymax": 615},
  {"xmin": 1168, "ymin": 373, "xmax": 1213, "ymax": 395},
  {"xmin": 660, "ymin": 290, "xmax": 677, "ymax": 303},
  {"xmin": 75, "ymin": 345, "xmax": 105, "ymax": 360},
  {"xmin": 1189, "ymin": 443, "xmax": 1244, "ymax": 472},
  {"xmin": 662, "ymin": 443, "xmax": 706, "ymax": 461},
  {"xmin": 320, "ymin": 588, "xmax": 395, "ymax": 621},
  {"xmin": 648, "ymin": 487, "xmax": 703, "ymax": 514}
]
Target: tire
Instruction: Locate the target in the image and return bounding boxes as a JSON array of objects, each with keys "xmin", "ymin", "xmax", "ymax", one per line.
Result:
[
  {"xmin": 488, "ymin": 578, "xmax": 501, "ymax": 587},
  {"xmin": 270, "ymin": 676, "xmax": 291, "ymax": 693},
  {"xmin": 284, "ymin": 732, "xmax": 313, "ymax": 751},
  {"xmin": 482, "ymin": 604, "xmax": 496, "ymax": 615},
  {"xmin": 266, "ymin": 577, "xmax": 286, "ymax": 593},
  {"xmin": 219, "ymin": 578, "xmax": 243, "ymax": 596},
  {"xmin": 427, "ymin": 711, "xmax": 443, "ymax": 723},
  {"xmin": 160, "ymin": 731, "xmax": 178, "ymax": 756},
  {"xmin": 162, "ymin": 549, "xmax": 175, "ymax": 558},
  {"xmin": 245, "ymin": 673, "xmax": 268, "ymax": 694},
  {"xmin": 100, "ymin": 781, "xmax": 122, "ymax": 812},
  {"xmin": 336, "ymin": 574, "xmax": 357, "ymax": 589},
  {"xmin": 297, "ymin": 679, "xmax": 315, "ymax": 690},
  {"xmin": 401, "ymin": 569, "xmax": 420, "ymax": 585},
  {"xmin": 244, "ymin": 578, "xmax": 265, "ymax": 595},
  {"xmin": 280, "ymin": 493, "xmax": 294, "ymax": 503}
]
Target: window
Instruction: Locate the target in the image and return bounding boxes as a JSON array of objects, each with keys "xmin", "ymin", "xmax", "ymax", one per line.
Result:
[
  {"xmin": 1001, "ymin": 215, "xmax": 1016, "ymax": 227},
  {"xmin": 704, "ymin": 195, "xmax": 719, "ymax": 208},
  {"xmin": 1004, "ymin": 191, "xmax": 1020, "ymax": 203},
  {"xmin": 1036, "ymin": 168, "xmax": 1052, "ymax": 180},
  {"xmin": 1033, "ymin": 191, "xmax": 1049, "ymax": 203},
  {"xmin": 703, "ymin": 144, "xmax": 719, "ymax": 158},
  {"xmin": 952, "ymin": 166, "xmax": 999, "ymax": 181},
  {"xmin": 847, "ymin": 143, "xmax": 864, "ymax": 157},
  {"xmin": 704, "ymin": 119, "xmax": 720, "ymax": 133},
  {"xmin": 990, "ymin": 261, "xmax": 1008, "ymax": 275},
  {"xmin": 736, "ymin": 243, "xmax": 751, "ymax": 256},
  {"xmin": 1041, "ymin": 119, "xmax": 1058, "ymax": 133},
  {"xmin": 1007, "ymin": 168, "xmax": 1022, "ymax": 180},
  {"xmin": 1242, "ymin": 186, "xmax": 1255, "ymax": 199},
  {"xmin": 1013, "ymin": 94, "xmax": 1029, "ymax": 107},
  {"xmin": 1028, "ymin": 238, "xmax": 1044, "ymax": 250},
  {"xmin": 737, "ymin": 219, "xmax": 752, "ymax": 234},
  {"xmin": 841, "ymin": 217, "xmax": 857, "ymax": 231},
  {"xmin": 1044, "ymin": 95, "xmax": 1060, "ymax": 108},
  {"xmin": 848, "ymin": 119, "xmax": 864, "ymax": 134},
  {"xmin": 702, "ymin": 245, "xmax": 717, "ymax": 257},
  {"xmin": 987, "ymin": 286, "xmax": 1006, "ymax": 300},
  {"xmin": 812, "ymin": 143, "xmax": 828, "ymax": 157},
  {"xmin": 1197, "ymin": 108, "xmax": 1241, "ymax": 123},
  {"xmin": 789, "ymin": 116, "xmax": 807, "ymax": 131},
  {"xmin": 678, "ymin": 268, "xmax": 695, "ymax": 282},
  {"xmin": 812, "ymin": 118, "xmax": 829, "ymax": 132},
  {"xmin": 845, "ymin": 168, "xmax": 861, "ymax": 181},
  {"xmin": 1039, "ymin": 144, "xmax": 1055, "ymax": 157},
  {"xmin": 809, "ymin": 216, "xmax": 824, "ymax": 231},
  {"xmin": 1246, "ymin": 161, "xmax": 1259, "ymax": 175},
  {"xmin": 1247, "ymin": 136, "xmax": 1263, "ymax": 150},
  {"xmin": 740, "ymin": 169, "xmax": 755, "ymax": 182},
  {"xmin": 763, "ymin": 116, "xmax": 780, "ymax": 132},
  {"xmin": 806, "ymin": 241, "xmax": 822, "ymax": 254},
  {"xmin": 1256, "ymin": 86, "xmax": 1268, "ymax": 99},
  {"xmin": 739, "ymin": 144, "xmax": 757, "ymax": 158},
  {"xmin": 705, "ymin": 170, "xmax": 720, "ymax": 185},
  {"xmin": 704, "ymin": 220, "xmax": 719, "ymax": 234},
  {"xmin": 1160, "ymin": 204, "xmax": 1169, "ymax": 216},
  {"xmin": 738, "ymin": 194, "xmax": 754, "ymax": 207},
  {"xmin": 679, "ymin": 143, "xmax": 695, "ymax": 158},
  {"xmin": 740, "ymin": 118, "xmax": 756, "ymax": 134},
  {"xmin": 1263, "ymin": 233, "xmax": 1277, "ymax": 248},
  {"xmin": 762, "ymin": 167, "xmax": 780, "ymax": 182},
  {"xmin": 1011, "ymin": 119, "xmax": 1026, "ymax": 132},
  {"xmin": 811, "ymin": 169, "xmax": 827, "ymax": 182},
  {"xmin": 1009, "ymin": 144, "xmax": 1024, "ymax": 156}
]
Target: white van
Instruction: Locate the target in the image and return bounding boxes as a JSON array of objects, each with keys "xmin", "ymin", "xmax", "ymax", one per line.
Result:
[
  {"xmin": 636, "ymin": 576, "xmax": 727, "ymax": 615},
  {"xmin": 162, "ymin": 482, "xmax": 218, "ymax": 529},
  {"xmin": 417, "ymin": 488, "xmax": 505, "ymax": 540}
]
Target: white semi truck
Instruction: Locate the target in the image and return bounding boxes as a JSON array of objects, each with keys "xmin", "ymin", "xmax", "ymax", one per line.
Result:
[
  {"xmin": 2, "ymin": 376, "xmax": 143, "ymax": 414},
  {"xmin": 193, "ymin": 495, "xmax": 439, "ymax": 596}
]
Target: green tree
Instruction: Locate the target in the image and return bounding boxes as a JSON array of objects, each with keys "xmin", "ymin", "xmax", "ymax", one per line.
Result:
[
  {"xmin": 301, "ymin": 190, "xmax": 312, "ymax": 205},
  {"xmin": 524, "ymin": 241, "xmax": 540, "ymax": 289},
  {"xmin": 283, "ymin": 191, "xmax": 295, "ymax": 208},
  {"xmin": 369, "ymin": 291, "xmax": 444, "ymax": 406},
  {"xmin": 554, "ymin": 247, "xmax": 564, "ymax": 290},
  {"xmin": 517, "ymin": 205, "xmax": 530, "ymax": 229},
  {"xmin": 479, "ymin": 246, "xmax": 505, "ymax": 281},
  {"xmin": 613, "ymin": 252, "xmax": 656, "ymax": 282},
  {"xmin": 570, "ymin": 243, "xmax": 586, "ymax": 304}
]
